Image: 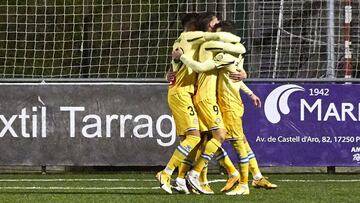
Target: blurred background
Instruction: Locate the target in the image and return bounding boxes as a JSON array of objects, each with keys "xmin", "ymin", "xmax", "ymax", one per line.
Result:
[{"xmin": 0, "ymin": 0, "xmax": 358, "ymax": 79}]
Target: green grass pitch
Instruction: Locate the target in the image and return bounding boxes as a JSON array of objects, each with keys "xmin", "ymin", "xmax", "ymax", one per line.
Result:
[{"xmin": 0, "ymin": 173, "xmax": 358, "ymax": 202}]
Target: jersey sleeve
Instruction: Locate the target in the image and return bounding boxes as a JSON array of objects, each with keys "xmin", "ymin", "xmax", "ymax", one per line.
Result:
[
  {"xmin": 180, "ymin": 31, "xmax": 209, "ymax": 46},
  {"xmin": 235, "ymin": 56, "xmax": 245, "ymax": 72},
  {"xmin": 240, "ymin": 82, "xmax": 253, "ymax": 96},
  {"xmin": 213, "ymin": 53, "xmax": 236, "ymax": 69},
  {"xmin": 179, "ymin": 31, "xmax": 241, "ymax": 45},
  {"xmin": 179, "ymin": 55, "xmax": 216, "ymax": 73},
  {"xmin": 216, "ymin": 32, "xmax": 241, "ymax": 43},
  {"xmin": 202, "ymin": 41, "xmax": 246, "ymax": 55}
]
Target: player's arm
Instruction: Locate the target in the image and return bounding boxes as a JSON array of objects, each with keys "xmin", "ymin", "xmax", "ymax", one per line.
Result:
[
  {"xmin": 228, "ymin": 55, "xmax": 246, "ymax": 81},
  {"xmin": 175, "ymin": 51, "xmax": 240, "ymax": 73},
  {"xmin": 180, "ymin": 31, "xmax": 209, "ymax": 46},
  {"xmin": 171, "ymin": 60, "xmax": 182, "ymax": 72},
  {"xmin": 240, "ymin": 82, "xmax": 253, "ymax": 96},
  {"xmin": 180, "ymin": 31, "xmax": 241, "ymax": 45},
  {"xmin": 199, "ymin": 41, "xmax": 245, "ymax": 72},
  {"xmin": 212, "ymin": 32, "xmax": 241, "ymax": 43},
  {"xmin": 165, "ymin": 69, "xmax": 176, "ymax": 84},
  {"xmin": 175, "ymin": 50, "xmax": 244, "ymax": 73},
  {"xmin": 172, "ymin": 47, "xmax": 219, "ymax": 73},
  {"xmin": 240, "ymin": 82, "xmax": 262, "ymax": 108},
  {"xmin": 223, "ymin": 42, "xmax": 246, "ymax": 55},
  {"xmin": 179, "ymin": 55, "xmax": 216, "ymax": 73},
  {"xmin": 171, "ymin": 41, "xmax": 182, "ymax": 71},
  {"xmin": 202, "ymin": 41, "xmax": 246, "ymax": 56}
]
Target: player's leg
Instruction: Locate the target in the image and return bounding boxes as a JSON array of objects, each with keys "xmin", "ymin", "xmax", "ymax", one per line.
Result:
[
  {"xmin": 187, "ymin": 99, "xmax": 227, "ymax": 193},
  {"xmin": 245, "ymin": 140, "xmax": 262, "ymax": 180},
  {"xmin": 225, "ymin": 138, "xmax": 250, "ymax": 195},
  {"xmin": 173, "ymin": 118, "xmax": 211, "ymax": 194},
  {"xmin": 244, "ymin": 138, "xmax": 277, "ymax": 189},
  {"xmin": 198, "ymin": 132, "xmax": 210, "ymax": 185},
  {"xmin": 219, "ymin": 110, "xmax": 250, "ymax": 195},
  {"xmin": 174, "ymin": 132, "xmax": 209, "ymax": 194},
  {"xmin": 197, "ymin": 132, "xmax": 215, "ymax": 194},
  {"xmin": 173, "ymin": 142, "xmax": 199, "ymax": 194},
  {"xmin": 177, "ymin": 158, "xmax": 192, "ymax": 181},
  {"xmin": 197, "ymin": 133, "xmax": 239, "ymax": 194},
  {"xmin": 215, "ymin": 147, "xmax": 240, "ymax": 192},
  {"xmin": 157, "ymin": 130, "xmax": 201, "ymax": 194},
  {"xmin": 156, "ymin": 93, "xmax": 201, "ymax": 194},
  {"xmin": 188, "ymin": 128, "xmax": 224, "ymax": 193}
]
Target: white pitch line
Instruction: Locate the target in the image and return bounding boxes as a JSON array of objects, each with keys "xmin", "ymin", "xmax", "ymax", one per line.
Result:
[
  {"xmin": 210, "ymin": 179, "xmax": 360, "ymax": 183},
  {"xmin": 0, "ymin": 178, "xmax": 157, "ymax": 182},
  {"xmin": 278, "ymin": 179, "xmax": 360, "ymax": 183},
  {"xmin": 208, "ymin": 179, "xmax": 226, "ymax": 183},
  {"xmin": 0, "ymin": 186, "xmax": 160, "ymax": 190}
]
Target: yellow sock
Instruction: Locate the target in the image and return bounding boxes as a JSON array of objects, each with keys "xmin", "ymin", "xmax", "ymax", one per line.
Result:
[
  {"xmin": 239, "ymin": 162, "xmax": 249, "ymax": 185},
  {"xmin": 218, "ymin": 158, "xmax": 230, "ymax": 175},
  {"xmin": 223, "ymin": 156, "xmax": 238, "ymax": 176},
  {"xmin": 244, "ymin": 141, "xmax": 261, "ymax": 177},
  {"xmin": 200, "ymin": 165, "xmax": 208, "ymax": 184},
  {"xmin": 165, "ymin": 135, "xmax": 201, "ymax": 175},
  {"xmin": 193, "ymin": 138, "xmax": 221, "ymax": 173},
  {"xmin": 195, "ymin": 137, "xmax": 208, "ymax": 162},
  {"xmin": 177, "ymin": 142, "xmax": 201, "ymax": 178},
  {"xmin": 178, "ymin": 162, "xmax": 191, "ymax": 179},
  {"xmin": 232, "ymin": 139, "xmax": 249, "ymax": 184},
  {"xmin": 248, "ymin": 151, "xmax": 261, "ymax": 177},
  {"xmin": 216, "ymin": 148, "xmax": 238, "ymax": 176}
]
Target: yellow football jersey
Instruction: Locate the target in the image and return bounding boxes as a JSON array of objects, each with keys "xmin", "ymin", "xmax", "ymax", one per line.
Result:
[
  {"xmin": 192, "ymin": 38, "xmax": 244, "ymax": 130},
  {"xmin": 193, "ymin": 40, "xmax": 245, "ymax": 104},
  {"xmin": 217, "ymin": 54, "xmax": 250, "ymax": 140},
  {"xmin": 218, "ymin": 68, "xmax": 244, "ymax": 114},
  {"xmin": 168, "ymin": 31, "xmax": 242, "ymax": 96},
  {"xmin": 168, "ymin": 33, "xmax": 199, "ymax": 96},
  {"xmin": 217, "ymin": 56, "xmax": 254, "ymax": 114},
  {"xmin": 217, "ymin": 54, "xmax": 246, "ymax": 114}
]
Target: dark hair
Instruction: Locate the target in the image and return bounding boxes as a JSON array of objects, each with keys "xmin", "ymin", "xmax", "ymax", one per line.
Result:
[
  {"xmin": 180, "ymin": 13, "xmax": 198, "ymax": 30},
  {"xmin": 197, "ymin": 12, "xmax": 217, "ymax": 32},
  {"xmin": 213, "ymin": 21, "xmax": 236, "ymax": 35}
]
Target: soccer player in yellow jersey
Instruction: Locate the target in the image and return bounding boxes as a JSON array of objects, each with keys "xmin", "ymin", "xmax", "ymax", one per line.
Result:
[
  {"xmin": 177, "ymin": 53, "xmax": 277, "ymax": 194},
  {"xmin": 156, "ymin": 13, "xmax": 202, "ymax": 194},
  {"xmin": 169, "ymin": 13, "xmax": 245, "ymax": 195},
  {"xmin": 219, "ymin": 63, "xmax": 278, "ymax": 195},
  {"xmin": 174, "ymin": 21, "xmax": 277, "ymax": 195},
  {"xmin": 174, "ymin": 14, "xmax": 245, "ymax": 194},
  {"xmin": 156, "ymin": 13, "xmax": 243, "ymax": 194},
  {"xmin": 214, "ymin": 21, "xmax": 277, "ymax": 195},
  {"xmin": 174, "ymin": 41, "xmax": 247, "ymax": 193}
]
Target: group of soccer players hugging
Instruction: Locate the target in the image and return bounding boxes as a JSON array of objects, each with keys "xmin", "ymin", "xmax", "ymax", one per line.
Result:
[{"xmin": 156, "ymin": 12, "xmax": 277, "ymax": 195}]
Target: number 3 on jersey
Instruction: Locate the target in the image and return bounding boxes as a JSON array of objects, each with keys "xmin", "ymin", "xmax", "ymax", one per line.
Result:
[{"xmin": 187, "ymin": 106, "xmax": 195, "ymax": 116}]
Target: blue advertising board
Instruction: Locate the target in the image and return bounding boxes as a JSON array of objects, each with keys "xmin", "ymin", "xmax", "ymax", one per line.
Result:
[
  {"xmin": 0, "ymin": 82, "xmax": 359, "ymax": 166},
  {"xmin": 224, "ymin": 83, "xmax": 360, "ymax": 166}
]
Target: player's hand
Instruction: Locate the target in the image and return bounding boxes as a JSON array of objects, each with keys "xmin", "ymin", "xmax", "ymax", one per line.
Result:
[
  {"xmin": 249, "ymin": 94, "xmax": 261, "ymax": 108},
  {"xmin": 166, "ymin": 70, "xmax": 176, "ymax": 84},
  {"xmin": 172, "ymin": 48, "xmax": 183, "ymax": 63},
  {"xmin": 229, "ymin": 70, "xmax": 247, "ymax": 82}
]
